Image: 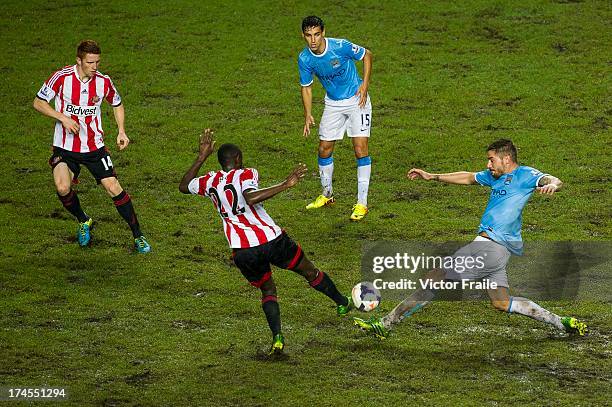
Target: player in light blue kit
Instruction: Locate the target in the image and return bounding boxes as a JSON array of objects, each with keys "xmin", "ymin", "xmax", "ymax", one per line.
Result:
[
  {"xmin": 298, "ymin": 16, "xmax": 373, "ymax": 221},
  {"xmin": 354, "ymin": 139, "xmax": 588, "ymax": 338}
]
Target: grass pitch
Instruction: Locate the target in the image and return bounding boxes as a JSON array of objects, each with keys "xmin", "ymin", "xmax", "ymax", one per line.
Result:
[{"xmin": 1, "ymin": 0, "xmax": 610, "ymax": 405}]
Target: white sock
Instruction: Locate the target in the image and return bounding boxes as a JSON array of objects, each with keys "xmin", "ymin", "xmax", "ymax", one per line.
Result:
[
  {"xmin": 509, "ymin": 296, "xmax": 564, "ymax": 330},
  {"xmin": 356, "ymin": 156, "xmax": 371, "ymax": 206},
  {"xmin": 318, "ymin": 155, "xmax": 334, "ymax": 198}
]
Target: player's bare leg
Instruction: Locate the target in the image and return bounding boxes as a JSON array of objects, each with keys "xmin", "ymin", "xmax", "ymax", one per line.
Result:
[
  {"xmin": 291, "ymin": 255, "xmax": 351, "ymax": 314},
  {"xmin": 351, "ymin": 137, "xmax": 370, "ymax": 221},
  {"xmin": 488, "ymin": 287, "xmax": 587, "ymax": 335},
  {"xmin": 307, "ymin": 140, "xmax": 336, "ymax": 209},
  {"xmin": 100, "ymin": 177, "xmax": 150, "ymax": 253},
  {"xmin": 53, "ymin": 163, "xmax": 91, "ymax": 246}
]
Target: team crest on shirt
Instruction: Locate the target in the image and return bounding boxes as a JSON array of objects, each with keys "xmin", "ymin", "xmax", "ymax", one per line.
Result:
[
  {"xmin": 90, "ymin": 95, "xmax": 101, "ymax": 104},
  {"xmin": 504, "ymin": 175, "xmax": 513, "ymax": 185},
  {"xmin": 331, "ymin": 58, "xmax": 340, "ymax": 68}
]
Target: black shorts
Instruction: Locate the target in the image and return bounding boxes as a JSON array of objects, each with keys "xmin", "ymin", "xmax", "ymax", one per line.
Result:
[
  {"xmin": 232, "ymin": 232, "xmax": 304, "ymax": 288},
  {"xmin": 49, "ymin": 147, "xmax": 117, "ymax": 184}
]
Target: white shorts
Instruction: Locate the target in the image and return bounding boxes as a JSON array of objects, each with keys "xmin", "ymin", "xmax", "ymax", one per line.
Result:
[
  {"xmin": 444, "ymin": 236, "xmax": 511, "ymax": 288},
  {"xmin": 319, "ymin": 94, "xmax": 372, "ymax": 141}
]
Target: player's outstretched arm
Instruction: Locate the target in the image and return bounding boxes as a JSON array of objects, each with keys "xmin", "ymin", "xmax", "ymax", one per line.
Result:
[
  {"xmin": 244, "ymin": 164, "xmax": 307, "ymax": 205},
  {"xmin": 537, "ymin": 175, "xmax": 563, "ymax": 195},
  {"xmin": 407, "ymin": 168, "xmax": 477, "ymax": 185},
  {"xmin": 179, "ymin": 129, "xmax": 215, "ymax": 194},
  {"xmin": 33, "ymin": 97, "xmax": 80, "ymax": 134}
]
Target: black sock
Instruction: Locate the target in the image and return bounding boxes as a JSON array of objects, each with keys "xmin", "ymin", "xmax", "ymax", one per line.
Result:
[
  {"xmin": 262, "ymin": 295, "xmax": 281, "ymax": 337},
  {"xmin": 112, "ymin": 191, "xmax": 142, "ymax": 238},
  {"xmin": 309, "ymin": 271, "xmax": 347, "ymax": 306},
  {"xmin": 57, "ymin": 191, "xmax": 88, "ymax": 223}
]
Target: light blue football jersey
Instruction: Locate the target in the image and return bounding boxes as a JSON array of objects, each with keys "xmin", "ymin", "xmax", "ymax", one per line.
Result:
[
  {"xmin": 475, "ymin": 166, "xmax": 548, "ymax": 255},
  {"xmin": 298, "ymin": 37, "xmax": 366, "ymax": 101}
]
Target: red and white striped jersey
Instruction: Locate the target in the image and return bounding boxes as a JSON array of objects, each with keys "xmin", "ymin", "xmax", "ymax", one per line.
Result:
[
  {"xmin": 37, "ymin": 65, "xmax": 122, "ymax": 153},
  {"xmin": 188, "ymin": 168, "xmax": 282, "ymax": 249}
]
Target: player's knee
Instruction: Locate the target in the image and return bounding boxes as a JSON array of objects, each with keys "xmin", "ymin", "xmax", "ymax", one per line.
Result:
[
  {"xmin": 102, "ymin": 177, "xmax": 122, "ymax": 196},
  {"xmin": 318, "ymin": 145, "xmax": 333, "ymax": 158},
  {"xmin": 354, "ymin": 147, "xmax": 368, "ymax": 158},
  {"xmin": 302, "ymin": 268, "xmax": 318, "ymax": 282},
  {"xmin": 491, "ymin": 299, "xmax": 510, "ymax": 312},
  {"xmin": 260, "ymin": 283, "xmax": 277, "ymax": 297},
  {"xmin": 259, "ymin": 277, "xmax": 276, "ymax": 294},
  {"xmin": 291, "ymin": 257, "xmax": 317, "ymax": 281},
  {"xmin": 318, "ymin": 149, "xmax": 333, "ymax": 158},
  {"xmin": 54, "ymin": 180, "xmax": 71, "ymax": 196}
]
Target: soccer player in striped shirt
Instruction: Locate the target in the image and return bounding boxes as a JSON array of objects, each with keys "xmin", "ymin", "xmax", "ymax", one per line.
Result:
[
  {"xmin": 298, "ymin": 15, "xmax": 373, "ymax": 221},
  {"xmin": 33, "ymin": 40, "xmax": 150, "ymax": 253},
  {"xmin": 179, "ymin": 129, "xmax": 352, "ymax": 355}
]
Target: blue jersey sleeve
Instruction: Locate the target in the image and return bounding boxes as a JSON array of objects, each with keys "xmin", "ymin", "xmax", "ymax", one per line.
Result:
[
  {"xmin": 475, "ymin": 170, "xmax": 493, "ymax": 187},
  {"xmin": 519, "ymin": 166, "xmax": 548, "ymax": 189},
  {"xmin": 298, "ymin": 56, "xmax": 314, "ymax": 86},
  {"xmin": 339, "ymin": 39, "xmax": 366, "ymax": 61}
]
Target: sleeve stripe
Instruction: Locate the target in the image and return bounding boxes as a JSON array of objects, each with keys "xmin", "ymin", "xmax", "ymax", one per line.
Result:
[
  {"xmin": 46, "ymin": 67, "xmax": 72, "ymax": 88},
  {"xmin": 300, "ymin": 80, "xmax": 314, "ymax": 87}
]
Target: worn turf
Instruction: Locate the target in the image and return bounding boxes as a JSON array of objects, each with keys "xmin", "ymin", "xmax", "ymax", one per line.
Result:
[{"xmin": 1, "ymin": 0, "xmax": 610, "ymax": 405}]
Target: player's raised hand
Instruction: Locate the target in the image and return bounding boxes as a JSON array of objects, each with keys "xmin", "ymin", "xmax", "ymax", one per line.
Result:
[
  {"xmin": 60, "ymin": 116, "xmax": 80, "ymax": 135},
  {"xmin": 284, "ymin": 163, "xmax": 308, "ymax": 188},
  {"xmin": 355, "ymin": 83, "xmax": 369, "ymax": 108},
  {"xmin": 407, "ymin": 168, "xmax": 433, "ymax": 181},
  {"xmin": 117, "ymin": 132, "xmax": 130, "ymax": 150},
  {"xmin": 199, "ymin": 128, "xmax": 215, "ymax": 158},
  {"xmin": 303, "ymin": 116, "xmax": 315, "ymax": 137}
]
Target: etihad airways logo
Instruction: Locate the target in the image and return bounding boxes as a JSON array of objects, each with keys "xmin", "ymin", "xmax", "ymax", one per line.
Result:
[{"xmin": 65, "ymin": 103, "xmax": 99, "ymax": 117}]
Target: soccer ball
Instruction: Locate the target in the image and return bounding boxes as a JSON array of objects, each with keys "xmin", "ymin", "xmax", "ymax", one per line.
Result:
[{"xmin": 351, "ymin": 281, "xmax": 381, "ymax": 312}]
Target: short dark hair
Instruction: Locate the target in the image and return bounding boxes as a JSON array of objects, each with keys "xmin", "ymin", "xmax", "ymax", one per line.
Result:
[
  {"xmin": 77, "ymin": 40, "xmax": 101, "ymax": 59},
  {"xmin": 487, "ymin": 139, "xmax": 517, "ymax": 163},
  {"xmin": 217, "ymin": 143, "xmax": 242, "ymax": 170},
  {"xmin": 302, "ymin": 16, "xmax": 324, "ymax": 32}
]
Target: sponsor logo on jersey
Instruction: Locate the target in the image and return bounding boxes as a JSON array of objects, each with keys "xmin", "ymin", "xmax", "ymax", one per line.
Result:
[
  {"xmin": 492, "ymin": 188, "xmax": 507, "ymax": 196},
  {"xmin": 320, "ymin": 68, "xmax": 346, "ymax": 82},
  {"xmin": 65, "ymin": 103, "xmax": 99, "ymax": 117},
  {"xmin": 331, "ymin": 58, "xmax": 340, "ymax": 68}
]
